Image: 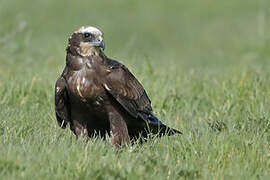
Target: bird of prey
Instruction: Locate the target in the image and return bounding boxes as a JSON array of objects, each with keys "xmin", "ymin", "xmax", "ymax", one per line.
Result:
[{"xmin": 55, "ymin": 26, "xmax": 181, "ymax": 146}]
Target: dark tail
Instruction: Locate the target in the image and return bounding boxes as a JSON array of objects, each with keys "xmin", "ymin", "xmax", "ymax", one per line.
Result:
[{"xmin": 139, "ymin": 112, "xmax": 182, "ymax": 136}]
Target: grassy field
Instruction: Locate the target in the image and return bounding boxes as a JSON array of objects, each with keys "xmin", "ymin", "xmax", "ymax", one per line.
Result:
[{"xmin": 0, "ymin": 0, "xmax": 270, "ymax": 179}]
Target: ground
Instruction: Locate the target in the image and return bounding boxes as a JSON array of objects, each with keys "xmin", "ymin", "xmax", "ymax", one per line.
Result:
[{"xmin": 0, "ymin": 0, "xmax": 269, "ymax": 179}]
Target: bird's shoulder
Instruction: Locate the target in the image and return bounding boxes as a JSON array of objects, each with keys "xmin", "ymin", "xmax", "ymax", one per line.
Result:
[
  {"xmin": 103, "ymin": 57, "xmax": 152, "ymax": 117},
  {"xmin": 104, "ymin": 58, "xmax": 142, "ymax": 92},
  {"xmin": 105, "ymin": 58, "xmax": 139, "ymax": 82},
  {"xmin": 105, "ymin": 58, "xmax": 124, "ymax": 69}
]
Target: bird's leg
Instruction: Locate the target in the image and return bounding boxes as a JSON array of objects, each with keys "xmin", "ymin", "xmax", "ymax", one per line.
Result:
[
  {"xmin": 71, "ymin": 121, "xmax": 89, "ymax": 140},
  {"xmin": 108, "ymin": 111, "xmax": 130, "ymax": 147}
]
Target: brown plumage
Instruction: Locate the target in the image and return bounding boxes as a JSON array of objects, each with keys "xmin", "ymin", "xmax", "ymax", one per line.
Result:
[{"xmin": 55, "ymin": 26, "xmax": 181, "ymax": 146}]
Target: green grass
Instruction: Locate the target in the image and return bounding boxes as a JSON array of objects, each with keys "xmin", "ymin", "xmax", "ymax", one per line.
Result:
[{"xmin": 0, "ymin": 0, "xmax": 270, "ymax": 179}]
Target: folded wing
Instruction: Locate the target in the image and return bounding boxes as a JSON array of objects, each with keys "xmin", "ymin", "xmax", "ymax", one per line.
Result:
[{"xmin": 55, "ymin": 76, "xmax": 70, "ymax": 128}]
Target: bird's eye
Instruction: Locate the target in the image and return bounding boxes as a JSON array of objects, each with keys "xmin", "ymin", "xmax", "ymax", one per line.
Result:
[{"xmin": 84, "ymin": 33, "xmax": 91, "ymax": 38}]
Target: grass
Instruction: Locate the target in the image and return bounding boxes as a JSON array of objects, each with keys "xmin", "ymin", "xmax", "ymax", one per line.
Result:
[{"xmin": 0, "ymin": 0, "xmax": 270, "ymax": 179}]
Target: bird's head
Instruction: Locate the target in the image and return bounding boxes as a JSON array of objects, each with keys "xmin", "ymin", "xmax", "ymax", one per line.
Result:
[{"xmin": 67, "ymin": 26, "xmax": 105, "ymax": 56}]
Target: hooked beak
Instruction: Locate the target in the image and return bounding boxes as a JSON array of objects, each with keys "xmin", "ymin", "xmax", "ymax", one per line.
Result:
[
  {"xmin": 91, "ymin": 36, "xmax": 105, "ymax": 50},
  {"xmin": 99, "ymin": 40, "xmax": 105, "ymax": 50}
]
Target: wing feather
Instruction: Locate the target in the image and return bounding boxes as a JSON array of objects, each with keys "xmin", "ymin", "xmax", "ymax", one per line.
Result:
[
  {"xmin": 104, "ymin": 59, "xmax": 152, "ymax": 119},
  {"xmin": 55, "ymin": 76, "xmax": 70, "ymax": 128}
]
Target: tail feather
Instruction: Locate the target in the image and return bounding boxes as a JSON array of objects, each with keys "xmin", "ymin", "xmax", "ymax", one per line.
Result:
[
  {"xmin": 151, "ymin": 124, "xmax": 182, "ymax": 136},
  {"xmin": 138, "ymin": 112, "xmax": 182, "ymax": 136}
]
